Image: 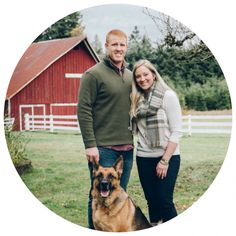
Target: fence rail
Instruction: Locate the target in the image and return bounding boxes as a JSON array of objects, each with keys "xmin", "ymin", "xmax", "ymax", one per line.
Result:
[
  {"xmin": 24, "ymin": 114, "xmax": 80, "ymax": 132},
  {"xmin": 22, "ymin": 114, "xmax": 232, "ymax": 135},
  {"xmin": 4, "ymin": 117, "xmax": 15, "ymax": 131},
  {"xmin": 182, "ymin": 115, "xmax": 232, "ymax": 135}
]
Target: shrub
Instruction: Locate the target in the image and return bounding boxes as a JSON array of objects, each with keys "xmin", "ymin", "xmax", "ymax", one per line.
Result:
[
  {"xmin": 184, "ymin": 78, "xmax": 231, "ymax": 110},
  {"xmin": 185, "ymin": 83, "xmax": 207, "ymax": 111},
  {"xmin": 4, "ymin": 125, "xmax": 32, "ymax": 175}
]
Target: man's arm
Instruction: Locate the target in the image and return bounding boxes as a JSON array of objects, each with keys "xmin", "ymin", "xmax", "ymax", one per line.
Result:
[{"xmin": 77, "ymin": 72, "xmax": 99, "ymax": 162}]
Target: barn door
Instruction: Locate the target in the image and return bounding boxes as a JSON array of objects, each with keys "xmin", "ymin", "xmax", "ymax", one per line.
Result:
[{"xmin": 19, "ymin": 104, "xmax": 45, "ymax": 131}]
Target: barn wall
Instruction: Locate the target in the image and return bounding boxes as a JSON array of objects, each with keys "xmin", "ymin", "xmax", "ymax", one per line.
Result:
[{"xmin": 10, "ymin": 42, "xmax": 97, "ymax": 130}]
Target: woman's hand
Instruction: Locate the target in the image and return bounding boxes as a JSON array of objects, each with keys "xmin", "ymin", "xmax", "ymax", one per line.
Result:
[
  {"xmin": 156, "ymin": 161, "xmax": 169, "ymax": 179},
  {"xmin": 156, "ymin": 141, "xmax": 177, "ymax": 179}
]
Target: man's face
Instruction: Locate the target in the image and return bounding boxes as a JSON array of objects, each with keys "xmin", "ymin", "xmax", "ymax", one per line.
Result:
[{"xmin": 105, "ymin": 34, "xmax": 128, "ymax": 66}]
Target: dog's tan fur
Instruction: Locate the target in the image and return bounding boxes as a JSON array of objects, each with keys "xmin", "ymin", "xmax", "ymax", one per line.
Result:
[{"xmin": 92, "ymin": 156, "xmax": 151, "ymax": 232}]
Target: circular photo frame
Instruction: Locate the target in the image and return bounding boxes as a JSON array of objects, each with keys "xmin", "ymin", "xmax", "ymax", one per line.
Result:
[{"xmin": 2, "ymin": 2, "xmax": 234, "ymax": 235}]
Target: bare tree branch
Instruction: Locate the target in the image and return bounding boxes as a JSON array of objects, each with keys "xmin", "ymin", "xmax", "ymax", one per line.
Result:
[
  {"xmin": 143, "ymin": 7, "xmax": 197, "ymax": 47},
  {"xmin": 143, "ymin": 7, "xmax": 213, "ymax": 60}
]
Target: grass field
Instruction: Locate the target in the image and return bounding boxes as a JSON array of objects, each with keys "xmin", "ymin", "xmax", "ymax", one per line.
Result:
[{"xmin": 19, "ymin": 131, "xmax": 230, "ymax": 228}]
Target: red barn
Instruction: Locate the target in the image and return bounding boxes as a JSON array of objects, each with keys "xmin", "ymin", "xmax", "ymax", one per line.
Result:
[{"xmin": 5, "ymin": 36, "xmax": 99, "ymax": 131}]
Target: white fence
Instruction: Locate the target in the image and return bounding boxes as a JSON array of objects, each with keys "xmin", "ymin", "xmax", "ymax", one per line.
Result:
[
  {"xmin": 24, "ymin": 114, "xmax": 80, "ymax": 132},
  {"xmin": 4, "ymin": 117, "xmax": 15, "ymax": 131},
  {"xmin": 182, "ymin": 115, "xmax": 232, "ymax": 135},
  {"xmin": 23, "ymin": 113, "xmax": 232, "ymax": 135}
]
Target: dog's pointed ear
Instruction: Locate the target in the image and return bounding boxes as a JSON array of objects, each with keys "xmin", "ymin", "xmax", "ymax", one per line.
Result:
[{"xmin": 113, "ymin": 156, "xmax": 123, "ymax": 178}]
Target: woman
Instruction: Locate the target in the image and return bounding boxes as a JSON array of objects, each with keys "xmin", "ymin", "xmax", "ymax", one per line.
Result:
[{"xmin": 130, "ymin": 59, "xmax": 182, "ymax": 225}]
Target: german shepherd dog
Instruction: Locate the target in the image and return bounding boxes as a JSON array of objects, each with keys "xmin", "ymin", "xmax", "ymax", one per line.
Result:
[{"xmin": 92, "ymin": 156, "xmax": 152, "ymax": 232}]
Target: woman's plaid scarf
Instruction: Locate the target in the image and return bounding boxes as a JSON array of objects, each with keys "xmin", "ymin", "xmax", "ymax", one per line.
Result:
[{"xmin": 133, "ymin": 81, "xmax": 169, "ymax": 148}]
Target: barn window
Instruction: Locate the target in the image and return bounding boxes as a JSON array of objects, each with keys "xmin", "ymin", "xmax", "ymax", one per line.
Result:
[{"xmin": 65, "ymin": 73, "xmax": 83, "ymax": 79}]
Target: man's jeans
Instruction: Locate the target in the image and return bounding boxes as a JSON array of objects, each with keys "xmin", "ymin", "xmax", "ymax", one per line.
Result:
[{"xmin": 87, "ymin": 147, "xmax": 133, "ymax": 229}]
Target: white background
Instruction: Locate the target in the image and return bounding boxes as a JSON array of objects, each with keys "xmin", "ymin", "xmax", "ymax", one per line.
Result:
[{"xmin": 0, "ymin": 0, "xmax": 235, "ymax": 236}]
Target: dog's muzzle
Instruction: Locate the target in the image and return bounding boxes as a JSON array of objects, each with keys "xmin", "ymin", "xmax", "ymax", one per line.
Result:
[{"xmin": 99, "ymin": 180, "xmax": 111, "ymax": 198}]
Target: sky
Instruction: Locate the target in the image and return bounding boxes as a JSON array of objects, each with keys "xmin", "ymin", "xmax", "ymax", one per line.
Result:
[{"xmin": 80, "ymin": 4, "xmax": 166, "ymax": 47}]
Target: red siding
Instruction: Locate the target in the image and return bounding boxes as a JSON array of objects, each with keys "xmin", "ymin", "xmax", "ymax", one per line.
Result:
[{"xmin": 10, "ymin": 42, "xmax": 97, "ymax": 130}]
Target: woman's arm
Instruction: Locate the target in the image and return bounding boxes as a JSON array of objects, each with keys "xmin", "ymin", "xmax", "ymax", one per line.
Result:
[{"xmin": 156, "ymin": 90, "xmax": 182, "ymax": 179}]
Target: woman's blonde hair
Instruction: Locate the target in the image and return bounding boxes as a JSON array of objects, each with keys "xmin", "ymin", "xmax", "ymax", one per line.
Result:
[{"xmin": 130, "ymin": 59, "xmax": 171, "ymax": 118}]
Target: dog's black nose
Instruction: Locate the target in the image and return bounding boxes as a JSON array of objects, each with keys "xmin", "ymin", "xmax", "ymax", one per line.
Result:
[{"xmin": 100, "ymin": 180, "xmax": 109, "ymax": 190}]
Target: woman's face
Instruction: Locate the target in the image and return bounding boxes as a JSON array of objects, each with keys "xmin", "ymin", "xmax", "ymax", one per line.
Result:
[{"xmin": 134, "ymin": 65, "xmax": 155, "ymax": 91}]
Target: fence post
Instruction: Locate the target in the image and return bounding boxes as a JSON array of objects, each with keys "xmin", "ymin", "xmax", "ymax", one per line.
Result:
[
  {"xmin": 50, "ymin": 114, "xmax": 54, "ymax": 132},
  {"xmin": 25, "ymin": 113, "xmax": 30, "ymax": 131},
  {"xmin": 43, "ymin": 115, "xmax": 46, "ymax": 130},
  {"xmin": 32, "ymin": 114, "xmax": 35, "ymax": 131},
  {"xmin": 188, "ymin": 114, "xmax": 192, "ymax": 136}
]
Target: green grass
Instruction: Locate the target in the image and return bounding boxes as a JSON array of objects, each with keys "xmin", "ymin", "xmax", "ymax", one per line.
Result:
[{"xmin": 19, "ymin": 131, "xmax": 230, "ymax": 227}]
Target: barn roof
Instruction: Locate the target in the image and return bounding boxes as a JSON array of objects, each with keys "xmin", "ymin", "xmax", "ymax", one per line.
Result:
[{"xmin": 6, "ymin": 36, "xmax": 100, "ymax": 99}]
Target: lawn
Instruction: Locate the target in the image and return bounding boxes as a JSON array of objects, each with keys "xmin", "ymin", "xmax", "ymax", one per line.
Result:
[{"xmin": 19, "ymin": 131, "xmax": 230, "ymax": 228}]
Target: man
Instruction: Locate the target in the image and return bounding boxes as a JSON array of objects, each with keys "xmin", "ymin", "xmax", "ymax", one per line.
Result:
[{"xmin": 77, "ymin": 29, "xmax": 133, "ymax": 229}]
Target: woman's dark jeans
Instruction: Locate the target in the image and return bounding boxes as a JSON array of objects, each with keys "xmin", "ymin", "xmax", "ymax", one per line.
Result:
[{"xmin": 136, "ymin": 155, "xmax": 180, "ymax": 223}]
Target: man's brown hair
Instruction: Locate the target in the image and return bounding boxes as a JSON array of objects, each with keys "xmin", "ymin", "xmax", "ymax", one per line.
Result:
[{"xmin": 106, "ymin": 29, "xmax": 128, "ymax": 43}]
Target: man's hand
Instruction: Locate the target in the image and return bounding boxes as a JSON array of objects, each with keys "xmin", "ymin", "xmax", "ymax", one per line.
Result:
[{"xmin": 85, "ymin": 147, "xmax": 100, "ymax": 163}]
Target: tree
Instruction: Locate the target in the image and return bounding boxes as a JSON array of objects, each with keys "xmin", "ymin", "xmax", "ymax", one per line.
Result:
[
  {"xmin": 143, "ymin": 8, "xmax": 197, "ymax": 48},
  {"xmin": 143, "ymin": 7, "xmax": 215, "ymax": 61},
  {"xmin": 129, "ymin": 26, "xmax": 142, "ymax": 44},
  {"xmin": 34, "ymin": 12, "xmax": 84, "ymax": 42},
  {"xmin": 91, "ymin": 34, "xmax": 104, "ymax": 59},
  {"xmin": 126, "ymin": 26, "xmax": 154, "ymax": 69}
]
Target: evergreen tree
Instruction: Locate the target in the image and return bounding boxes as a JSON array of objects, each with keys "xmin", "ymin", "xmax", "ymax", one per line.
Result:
[
  {"xmin": 91, "ymin": 34, "xmax": 104, "ymax": 59},
  {"xmin": 34, "ymin": 12, "xmax": 84, "ymax": 42},
  {"xmin": 127, "ymin": 26, "xmax": 153, "ymax": 69}
]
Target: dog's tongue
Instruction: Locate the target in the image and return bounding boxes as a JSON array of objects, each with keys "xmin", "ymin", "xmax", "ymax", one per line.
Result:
[{"xmin": 101, "ymin": 190, "xmax": 110, "ymax": 198}]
